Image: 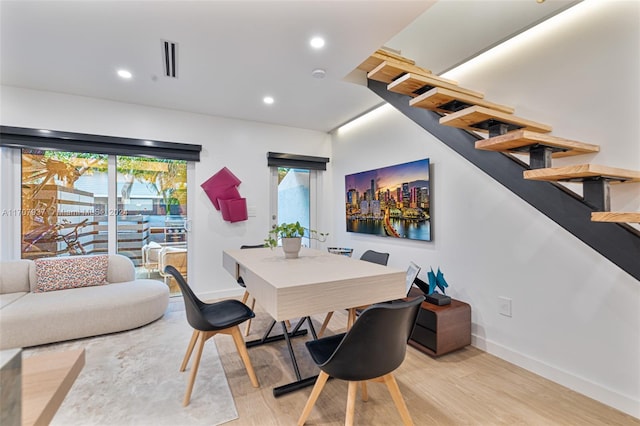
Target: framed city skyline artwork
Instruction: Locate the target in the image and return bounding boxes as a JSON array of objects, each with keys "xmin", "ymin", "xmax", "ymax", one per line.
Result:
[{"xmin": 345, "ymin": 158, "xmax": 431, "ymax": 241}]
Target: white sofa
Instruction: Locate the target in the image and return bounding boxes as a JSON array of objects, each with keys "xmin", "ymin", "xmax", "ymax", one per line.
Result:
[{"xmin": 0, "ymin": 254, "xmax": 169, "ymax": 350}]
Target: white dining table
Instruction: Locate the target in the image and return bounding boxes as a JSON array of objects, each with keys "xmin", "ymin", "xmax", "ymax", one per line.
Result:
[{"xmin": 222, "ymin": 246, "xmax": 406, "ymax": 396}]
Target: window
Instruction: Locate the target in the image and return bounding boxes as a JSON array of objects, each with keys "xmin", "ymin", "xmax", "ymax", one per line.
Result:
[
  {"xmin": 271, "ymin": 167, "xmax": 318, "ymax": 248},
  {"xmin": 267, "ymin": 152, "xmax": 328, "ymax": 248},
  {"xmin": 18, "ymin": 150, "xmax": 189, "ymax": 296}
]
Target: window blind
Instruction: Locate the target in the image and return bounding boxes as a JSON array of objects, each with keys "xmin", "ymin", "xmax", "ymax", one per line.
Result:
[
  {"xmin": 0, "ymin": 126, "xmax": 201, "ymax": 161},
  {"xmin": 267, "ymin": 152, "xmax": 329, "ymax": 170}
]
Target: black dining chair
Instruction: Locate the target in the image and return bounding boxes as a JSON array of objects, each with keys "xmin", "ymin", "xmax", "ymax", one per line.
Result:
[
  {"xmin": 297, "ymin": 296, "xmax": 425, "ymax": 426},
  {"xmin": 318, "ymin": 250, "xmax": 390, "ymax": 336},
  {"xmin": 237, "ymin": 244, "xmax": 266, "ymax": 335},
  {"xmin": 164, "ymin": 265, "xmax": 259, "ymax": 406},
  {"xmin": 359, "ymin": 249, "xmax": 390, "ymax": 266}
]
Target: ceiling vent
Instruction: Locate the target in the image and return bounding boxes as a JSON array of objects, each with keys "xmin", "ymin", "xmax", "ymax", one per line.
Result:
[{"xmin": 162, "ymin": 40, "xmax": 178, "ymax": 78}]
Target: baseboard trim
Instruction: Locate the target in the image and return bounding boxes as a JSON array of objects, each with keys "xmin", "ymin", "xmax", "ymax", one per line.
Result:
[{"xmin": 472, "ymin": 334, "xmax": 639, "ymax": 419}]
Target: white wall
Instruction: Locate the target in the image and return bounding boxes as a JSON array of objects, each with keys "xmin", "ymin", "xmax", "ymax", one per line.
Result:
[
  {"xmin": 331, "ymin": 1, "xmax": 639, "ymax": 418},
  {"xmin": 0, "ymin": 86, "xmax": 332, "ymax": 298}
]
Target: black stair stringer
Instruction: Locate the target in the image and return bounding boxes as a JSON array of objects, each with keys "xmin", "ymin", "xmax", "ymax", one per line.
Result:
[{"xmin": 369, "ymin": 79, "xmax": 640, "ymax": 281}]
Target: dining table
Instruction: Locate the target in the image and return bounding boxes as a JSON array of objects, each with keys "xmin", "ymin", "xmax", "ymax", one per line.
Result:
[{"xmin": 222, "ymin": 246, "xmax": 406, "ymax": 396}]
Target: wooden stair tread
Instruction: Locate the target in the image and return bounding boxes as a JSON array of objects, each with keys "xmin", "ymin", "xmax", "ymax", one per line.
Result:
[
  {"xmin": 368, "ymin": 60, "xmax": 431, "ymax": 83},
  {"xmin": 357, "ymin": 49, "xmax": 415, "ymax": 73},
  {"xmin": 387, "ymin": 72, "xmax": 479, "ymax": 98},
  {"xmin": 368, "ymin": 60, "xmax": 458, "ymax": 86},
  {"xmin": 440, "ymin": 105, "xmax": 552, "ymax": 134},
  {"xmin": 410, "ymin": 87, "xmax": 514, "ymax": 114},
  {"xmin": 524, "ymin": 164, "xmax": 640, "ymax": 182},
  {"xmin": 591, "ymin": 212, "xmax": 640, "ymax": 223},
  {"xmin": 476, "ymin": 129, "xmax": 600, "ymax": 158}
]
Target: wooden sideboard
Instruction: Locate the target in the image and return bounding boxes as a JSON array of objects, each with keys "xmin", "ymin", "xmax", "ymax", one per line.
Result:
[{"xmin": 408, "ymin": 288, "xmax": 471, "ymax": 357}]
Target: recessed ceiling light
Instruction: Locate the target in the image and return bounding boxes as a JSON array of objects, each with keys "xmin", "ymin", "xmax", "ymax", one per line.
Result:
[
  {"xmin": 310, "ymin": 37, "xmax": 325, "ymax": 49},
  {"xmin": 38, "ymin": 129, "xmax": 51, "ymax": 134},
  {"xmin": 117, "ymin": 69, "xmax": 132, "ymax": 79},
  {"xmin": 263, "ymin": 96, "xmax": 274, "ymax": 105}
]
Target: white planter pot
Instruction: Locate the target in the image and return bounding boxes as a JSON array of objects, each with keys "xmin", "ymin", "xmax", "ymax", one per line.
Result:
[{"xmin": 281, "ymin": 237, "xmax": 302, "ymax": 259}]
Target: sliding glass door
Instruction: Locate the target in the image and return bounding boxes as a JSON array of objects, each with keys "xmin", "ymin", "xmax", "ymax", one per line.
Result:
[
  {"xmin": 20, "ymin": 149, "xmax": 189, "ymax": 296},
  {"xmin": 116, "ymin": 156, "xmax": 187, "ymax": 295}
]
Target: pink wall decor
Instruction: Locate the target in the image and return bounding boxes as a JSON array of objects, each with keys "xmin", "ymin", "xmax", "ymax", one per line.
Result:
[
  {"xmin": 209, "ymin": 185, "xmax": 241, "ymax": 210},
  {"xmin": 201, "ymin": 167, "xmax": 248, "ymax": 222},
  {"xmin": 219, "ymin": 198, "xmax": 248, "ymax": 223}
]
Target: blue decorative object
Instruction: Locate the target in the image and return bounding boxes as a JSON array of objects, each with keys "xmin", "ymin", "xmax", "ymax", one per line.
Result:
[
  {"xmin": 435, "ymin": 267, "xmax": 448, "ymax": 294},
  {"xmin": 427, "ymin": 267, "xmax": 448, "ymax": 295},
  {"xmin": 427, "ymin": 268, "xmax": 437, "ymax": 295}
]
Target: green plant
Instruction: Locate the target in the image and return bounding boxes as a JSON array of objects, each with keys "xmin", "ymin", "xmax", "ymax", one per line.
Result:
[{"xmin": 265, "ymin": 221, "xmax": 328, "ymax": 249}]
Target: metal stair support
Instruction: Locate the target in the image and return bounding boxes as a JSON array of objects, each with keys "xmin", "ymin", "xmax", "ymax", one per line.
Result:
[{"xmin": 368, "ymin": 78, "xmax": 640, "ymax": 281}]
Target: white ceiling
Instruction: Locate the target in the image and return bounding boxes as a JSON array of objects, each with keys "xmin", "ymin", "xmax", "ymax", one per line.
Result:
[{"xmin": 0, "ymin": 0, "xmax": 578, "ymax": 133}]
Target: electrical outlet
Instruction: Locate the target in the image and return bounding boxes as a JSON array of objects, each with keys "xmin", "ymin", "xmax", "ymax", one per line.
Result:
[{"xmin": 498, "ymin": 296, "xmax": 512, "ymax": 317}]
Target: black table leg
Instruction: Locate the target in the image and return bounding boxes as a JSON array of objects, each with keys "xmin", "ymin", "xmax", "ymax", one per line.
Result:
[
  {"xmin": 280, "ymin": 320, "xmax": 302, "ymax": 381},
  {"xmin": 272, "ymin": 316, "xmax": 320, "ymax": 397},
  {"xmin": 245, "ymin": 319, "xmax": 308, "ymax": 348},
  {"xmin": 244, "ymin": 315, "xmax": 322, "ymax": 397}
]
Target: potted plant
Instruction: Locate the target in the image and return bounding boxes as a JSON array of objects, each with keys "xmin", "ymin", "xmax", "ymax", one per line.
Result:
[{"xmin": 265, "ymin": 221, "xmax": 328, "ymax": 259}]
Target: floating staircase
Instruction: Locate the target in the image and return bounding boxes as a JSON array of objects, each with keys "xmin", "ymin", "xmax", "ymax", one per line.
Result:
[
  {"xmin": 357, "ymin": 49, "xmax": 639, "ymax": 225},
  {"xmin": 357, "ymin": 49, "xmax": 640, "ymax": 280}
]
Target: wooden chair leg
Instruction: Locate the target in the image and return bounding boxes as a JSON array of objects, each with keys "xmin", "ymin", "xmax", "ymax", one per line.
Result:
[
  {"xmin": 345, "ymin": 381, "xmax": 358, "ymax": 426},
  {"xmin": 183, "ymin": 331, "xmax": 212, "ymax": 406},
  {"xmin": 383, "ymin": 373, "xmax": 414, "ymax": 426},
  {"xmin": 297, "ymin": 371, "xmax": 330, "ymax": 426},
  {"xmin": 229, "ymin": 326, "xmax": 259, "ymax": 388},
  {"xmin": 361, "ymin": 381, "xmax": 368, "ymax": 401},
  {"xmin": 244, "ymin": 297, "xmax": 256, "ymax": 336},
  {"xmin": 318, "ymin": 311, "xmax": 334, "ymax": 337},
  {"xmin": 241, "ymin": 290, "xmax": 249, "ymax": 304},
  {"xmin": 180, "ymin": 329, "xmax": 198, "ymax": 372},
  {"xmin": 347, "ymin": 308, "xmax": 357, "ymax": 329}
]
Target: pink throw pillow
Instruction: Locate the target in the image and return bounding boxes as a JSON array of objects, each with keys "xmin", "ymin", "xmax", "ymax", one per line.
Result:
[{"xmin": 34, "ymin": 255, "xmax": 109, "ymax": 293}]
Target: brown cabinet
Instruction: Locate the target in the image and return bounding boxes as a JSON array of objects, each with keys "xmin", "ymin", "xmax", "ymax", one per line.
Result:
[{"xmin": 408, "ymin": 288, "xmax": 471, "ymax": 357}]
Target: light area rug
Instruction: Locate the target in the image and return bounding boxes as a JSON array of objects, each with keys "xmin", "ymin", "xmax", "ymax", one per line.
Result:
[{"xmin": 24, "ymin": 306, "xmax": 238, "ymax": 426}]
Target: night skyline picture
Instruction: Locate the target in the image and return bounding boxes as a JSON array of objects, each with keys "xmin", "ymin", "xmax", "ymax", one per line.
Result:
[{"xmin": 345, "ymin": 158, "xmax": 431, "ymax": 241}]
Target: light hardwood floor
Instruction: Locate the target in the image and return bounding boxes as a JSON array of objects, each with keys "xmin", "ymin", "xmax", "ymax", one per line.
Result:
[{"xmin": 210, "ymin": 304, "xmax": 639, "ymax": 425}]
